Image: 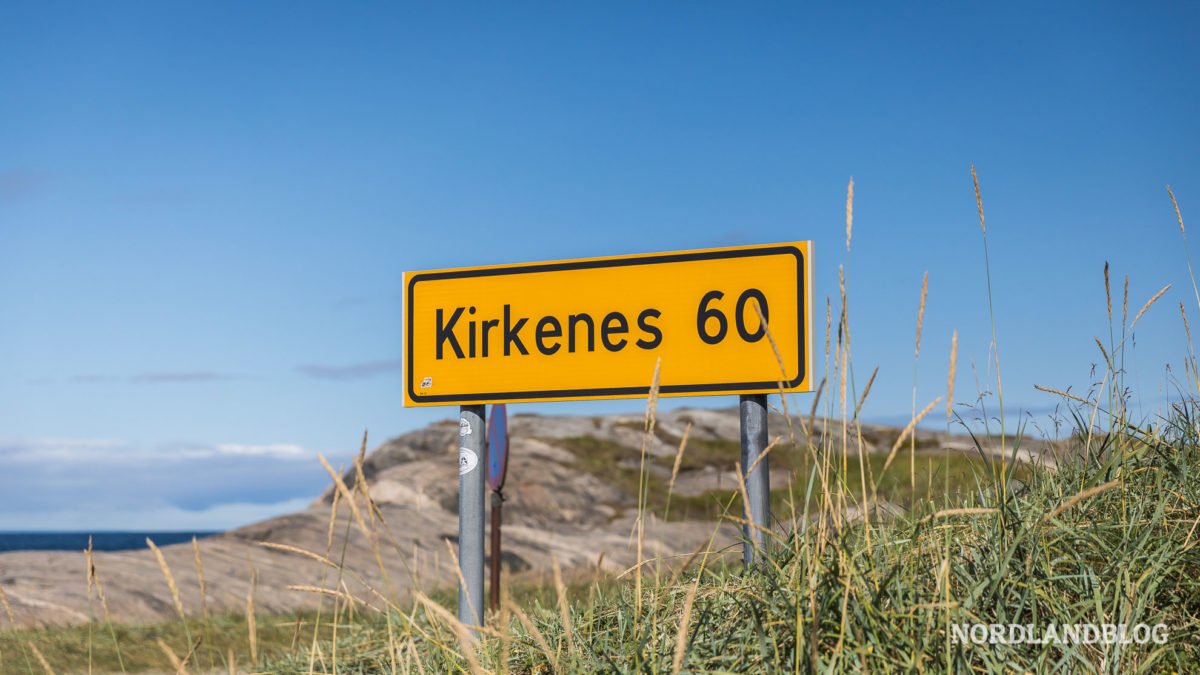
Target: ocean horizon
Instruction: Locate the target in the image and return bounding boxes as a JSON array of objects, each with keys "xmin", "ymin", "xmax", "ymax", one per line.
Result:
[{"xmin": 0, "ymin": 531, "xmax": 221, "ymax": 553}]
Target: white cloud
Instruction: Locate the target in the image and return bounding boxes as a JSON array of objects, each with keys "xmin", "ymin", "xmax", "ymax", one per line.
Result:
[
  {"xmin": 0, "ymin": 437, "xmax": 352, "ymax": 529},
  {"xmin": 0, "ymin": 438, "xmax": 131, "ymax": 463},
  {"xmin": 0, "ymin": 497, "xmax": 316, "ymax": 531},
  {"xmin": 214, "ymin": 443, "xmax": 308, "ymax": 459},
  {"xmin": 0, "ymin": 438, "xmax": 313, "ymax": 463}
]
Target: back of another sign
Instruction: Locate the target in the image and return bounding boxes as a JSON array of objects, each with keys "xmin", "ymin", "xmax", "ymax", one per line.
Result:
[{"xmin": 487, "ymin": 403, "xmax": 509, "ymax": 492}]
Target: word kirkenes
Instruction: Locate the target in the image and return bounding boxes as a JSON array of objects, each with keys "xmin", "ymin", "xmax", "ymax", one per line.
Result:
[{"xmin": 436, "ymin": 305, "xmax": 663, "ymax": 359}]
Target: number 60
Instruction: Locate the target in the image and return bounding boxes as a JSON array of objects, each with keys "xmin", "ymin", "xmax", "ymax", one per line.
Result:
[{"xmin": 696, "ymin": 289, "xmax": 769, "ymax": 344}]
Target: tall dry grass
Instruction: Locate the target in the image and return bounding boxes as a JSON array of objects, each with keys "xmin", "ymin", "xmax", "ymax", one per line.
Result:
[{"xmin": 3, "ymin": 175, "xmax": 1198, "ymax": 674}]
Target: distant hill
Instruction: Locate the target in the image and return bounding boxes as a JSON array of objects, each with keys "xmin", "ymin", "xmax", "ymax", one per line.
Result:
[{"xmin": 0, "ymin": 407, "xmax": 1050, "ymax": 628}]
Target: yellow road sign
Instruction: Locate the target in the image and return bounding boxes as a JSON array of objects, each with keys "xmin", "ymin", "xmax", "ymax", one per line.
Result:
[{"xmin": 403, "ymin": 241, "xmax": 812, "ymax": 406}]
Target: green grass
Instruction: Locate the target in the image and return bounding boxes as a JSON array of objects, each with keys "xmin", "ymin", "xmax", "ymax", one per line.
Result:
[
  {"xmin": 264, "ymin": 410, "xmax": 1199, "ymax": 673},
  {"xmin": 550, "ymin": 432, "xmax": 1029, "ymax": 522},
  {"xmin": 0, "ymin": 610, "xmax": 336, "ymax": 673}
]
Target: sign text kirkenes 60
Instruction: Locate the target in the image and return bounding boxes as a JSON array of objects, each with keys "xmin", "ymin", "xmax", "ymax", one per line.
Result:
[{"xmin": 403, "ymin": 242, "xmax": 813, "ymax": 406}]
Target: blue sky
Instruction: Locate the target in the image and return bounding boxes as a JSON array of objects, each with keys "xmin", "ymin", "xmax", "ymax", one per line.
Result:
[{"xmin": 1, "ymin": 2, "xmax": 1197, "ymax": 530}]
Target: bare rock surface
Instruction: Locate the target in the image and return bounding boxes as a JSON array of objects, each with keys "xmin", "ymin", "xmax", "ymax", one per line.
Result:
[{"xmin": 0, "ymin": 407, "xmax": 1052, "ymax": 628}]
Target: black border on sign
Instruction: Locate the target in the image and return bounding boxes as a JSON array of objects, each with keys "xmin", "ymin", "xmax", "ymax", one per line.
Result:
[{"xmin": 406, "ymin": 245, "xmax": 806, "ymax": 404}]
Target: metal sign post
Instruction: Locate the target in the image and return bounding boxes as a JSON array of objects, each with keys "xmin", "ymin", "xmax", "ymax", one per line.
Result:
[
  {"xmin": 486, "ymin": 403, "xmax": 510, "ymax": 613},
  {"xmin": 740, "ymin": 394, "xmax": 770, "ymax": 565},
  {"xmin": 458, "ymin": 405, "xmax": 486, "ymax": 630}
]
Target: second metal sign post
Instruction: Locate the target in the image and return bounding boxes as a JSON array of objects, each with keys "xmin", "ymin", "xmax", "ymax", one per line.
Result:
[{"xmin": 457, "ymin": 405, "xmax": 486, "ymax": 629}]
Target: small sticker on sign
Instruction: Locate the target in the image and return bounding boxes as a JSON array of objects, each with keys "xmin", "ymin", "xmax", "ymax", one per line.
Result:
[
  {"xmin": 458, "ymin": 447, "xmax": 478, "ymax": 475},
  {"xmin": 420, "ymin": 377, "xmax": 432, "ymax": 389},
  {"xmin": 459, "ymin": 419, "xmax": 472, "ymax": 436}
]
